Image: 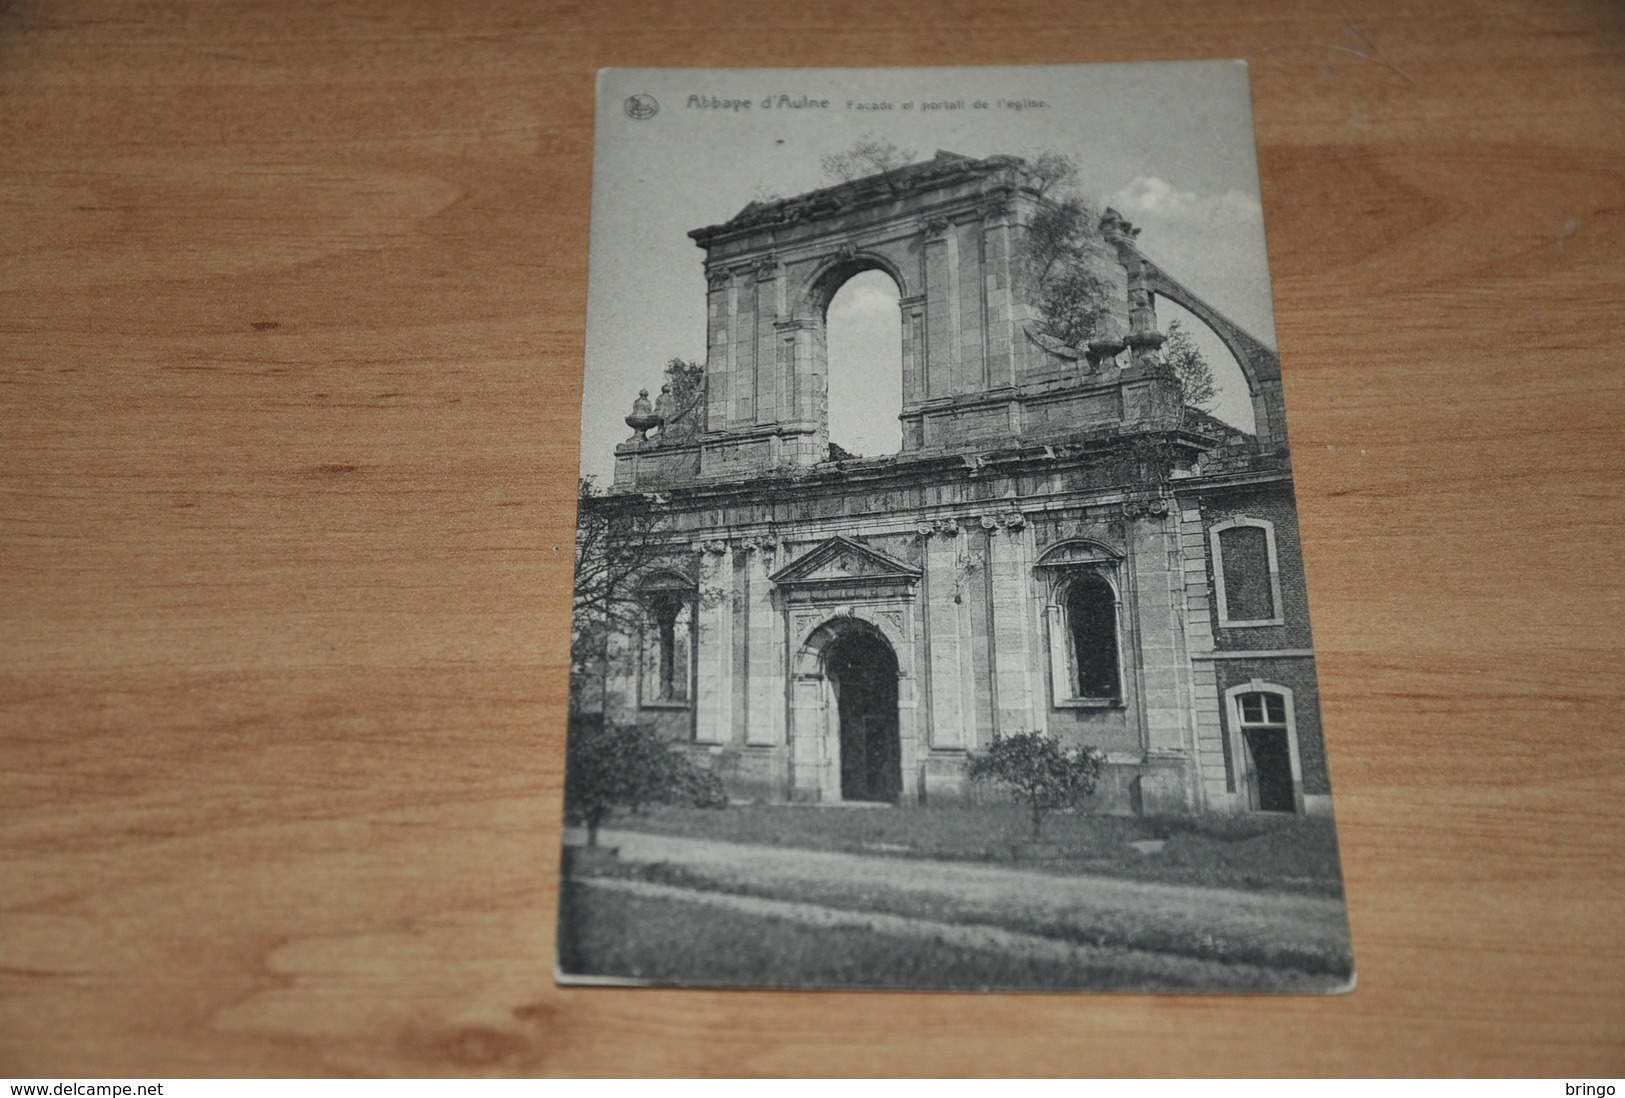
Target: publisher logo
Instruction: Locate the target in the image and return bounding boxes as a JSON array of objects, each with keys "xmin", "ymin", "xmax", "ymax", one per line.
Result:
[{"xmin": 624, "ymin": 94, "xmax": 659, "ymax": 121}]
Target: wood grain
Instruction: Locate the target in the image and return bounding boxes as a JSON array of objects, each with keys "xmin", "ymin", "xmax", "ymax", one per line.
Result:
[{"xmin": 2, "ymin": 0, "xmax": 1622, "ymax": 1077}]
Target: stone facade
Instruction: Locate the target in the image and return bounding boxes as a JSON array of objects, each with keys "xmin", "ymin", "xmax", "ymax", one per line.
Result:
[{"xmin": 585, "ymin": 152, "xmax": 1330, "ymax": 817}]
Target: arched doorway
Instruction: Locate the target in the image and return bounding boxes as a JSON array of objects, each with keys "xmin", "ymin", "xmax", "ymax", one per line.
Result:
[{"xmin": 824, "ymin": 628, "xmax": 901, "ymax": 803}]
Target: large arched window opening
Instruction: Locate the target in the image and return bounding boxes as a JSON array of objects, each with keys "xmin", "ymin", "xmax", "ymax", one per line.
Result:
[
  {"xmin": 825, "ymin": 269, "xmax": 902, "ymax": 457},
  {"xmin": 1037, "ymin": 541, "xmax": 1126, "ymax": 709},
  {"xmin": 1063, "ymin": 572, "xmax": 1122, "ymax": 703},
  {"xmin": 637, "ymin": 574, "xmax": 695, "ymax": 709}
]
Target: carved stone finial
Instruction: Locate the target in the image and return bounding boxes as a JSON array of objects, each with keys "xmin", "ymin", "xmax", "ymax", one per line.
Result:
[
  {"xmin": 1100, "ymin": 207, "xmax": 1141, "ymax": 244},
  {"xmin": 625, "ymin": 388, "xmax": 660, "ymax": 441}
]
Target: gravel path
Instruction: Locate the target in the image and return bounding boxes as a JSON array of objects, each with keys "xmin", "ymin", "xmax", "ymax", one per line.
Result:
[{"xmin": 590, "ymin": 828, "xmax": 1355, "ymax": 979}]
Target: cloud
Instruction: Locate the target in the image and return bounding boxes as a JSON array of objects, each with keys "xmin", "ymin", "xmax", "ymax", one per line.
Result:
[
  {"xmin": 827, "ymin": 277, "xmax": 899, "ymax": 319},
  {"xmin": 1108, "ymin": 177, "xmax": 1262, "ymax": 227}
]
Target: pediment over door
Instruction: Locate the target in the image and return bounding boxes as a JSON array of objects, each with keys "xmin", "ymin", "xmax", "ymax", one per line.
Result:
[{"xmin": 769, "ymin": 536, "xmax": 921, "ymax": 599}]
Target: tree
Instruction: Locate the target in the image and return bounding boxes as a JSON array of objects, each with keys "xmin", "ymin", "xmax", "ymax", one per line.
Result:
[
  {"xmin": 571, "ymin": 477, "xmax": 672, "ymax": 717},
  {"xmin": 574, "ymin": 358, "xmax": 709, "ymax": 700},
  {"xmin": 568, "ymin": 478, "xmax": 728, "ymax": 849},
  {"xmin": 1027, "ymin": 150, "xmax": 1080, "ymax": 197},
  {"xmin": 1160, "ymin": 319, "xmax": 1217, "ymax": 412},
  {"xmin": 1021, "ymin": 154, "xmax": 1109, "ymax": 350},
  {"xmin": 820, "ymin": 134, "xmax": 918, "ymax": 194},
  {"xmin": 657, "ymin": 357, "xmax": 705, "ymax": 442},
  {"xmin": 967, "ymin": 731, "xmax": 1106, "ymax": 841},
  {"xmin": 564, "ymin": 715, "xmax": 727, "ymax": 848},
  {"xmin": 1035, "ymin": 247, "xmax": 1111, "ymax": 349}
]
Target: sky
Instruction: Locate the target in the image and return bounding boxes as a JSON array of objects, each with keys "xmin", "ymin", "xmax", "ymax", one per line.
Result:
[{"xmin": 581, "ymin": 63, "xmax": 1280, "ymax": 481}]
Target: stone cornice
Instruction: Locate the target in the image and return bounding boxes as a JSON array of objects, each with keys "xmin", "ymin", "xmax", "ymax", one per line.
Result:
[
  {"xmin": 689, "ymin": 156, "xmax": 1044, "ymax": 251},
  {"xmin": 601, "ymin": 433, "xmax": 1288, "ymax": 515}
]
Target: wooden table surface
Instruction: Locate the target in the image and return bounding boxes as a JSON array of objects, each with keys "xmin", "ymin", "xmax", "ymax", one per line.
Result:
[{"xmin": 3, "ymin": 0, "xmax": 1622, "ymax": 1078}]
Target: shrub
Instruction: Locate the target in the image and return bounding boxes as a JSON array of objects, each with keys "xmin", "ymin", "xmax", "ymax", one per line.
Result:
[
  {"xmin": 564, "ymin": 716, "xmax": 727, "ymax": 847},
  {"xmin": 967, "ymin": 731, "xmax": 1106, "ymax": 841}
]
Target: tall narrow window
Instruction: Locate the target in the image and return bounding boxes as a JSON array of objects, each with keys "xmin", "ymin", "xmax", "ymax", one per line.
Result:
[
  {"xmin": 1064, "ymin": 573, "xmax": 1121, "ymax": 702},
  {"xmin": 1211, "ymin": 518, "xmax": 1283, "ymax": 627},
  {"xmin": 640, "ymin": 589, "xmax": 694, "ymax": 707}
]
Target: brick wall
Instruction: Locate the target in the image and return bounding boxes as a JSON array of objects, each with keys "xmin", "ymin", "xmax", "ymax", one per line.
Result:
[
  {"xmin": 1213, "ymin": 656, "xmax": 1329, "ymax": 797},
  {"xmin": 1189, "ymin": 483, "xmax": 1317, "ymax": 652}
]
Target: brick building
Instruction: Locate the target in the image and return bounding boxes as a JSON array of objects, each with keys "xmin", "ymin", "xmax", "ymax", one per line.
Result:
[{"xmin": 584, "ymin": 152, "xmax": 1330, "ymax": 816}]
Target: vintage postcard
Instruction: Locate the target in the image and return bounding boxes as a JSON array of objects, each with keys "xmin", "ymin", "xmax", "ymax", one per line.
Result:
[{"xmin": 558, "ymin": 63, "xmax": 1354, "ymax": 993}]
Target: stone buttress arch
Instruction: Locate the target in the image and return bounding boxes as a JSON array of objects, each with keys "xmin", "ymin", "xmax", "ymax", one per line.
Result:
[{"xmin": 1141, "ymin": 258, "xmax": 1287, "ymax": 447}]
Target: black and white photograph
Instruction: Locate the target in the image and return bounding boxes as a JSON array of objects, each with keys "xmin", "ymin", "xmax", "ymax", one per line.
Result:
[{"xmin": 558, "ymin": 63, "xmax": 1355, "ymax": 993}]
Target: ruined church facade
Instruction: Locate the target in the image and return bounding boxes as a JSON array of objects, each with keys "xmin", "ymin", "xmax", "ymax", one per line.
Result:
[{"xmin": 592, "ymin": 152, "xmax": 1330, "ymax": 817}]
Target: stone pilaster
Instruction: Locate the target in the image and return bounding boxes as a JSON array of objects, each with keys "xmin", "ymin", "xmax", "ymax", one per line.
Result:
[
  {"xmin": 705, "ymin": 268, "xmax": 734, "ymax": 432},
  {"xmin": 731, "ymin": 263, "xmax": 758, "ymax": 425},
  {"xmin": 1126, "ymin": 501, "xmax": 1199, "ymax": 814},
  {"xmin": 922, "ymin": 523, "xmax": 971, "ymax": 749},
  {"xmin": 923, "ymin": 218, "xmax": 954, "ymax": 400},
  {"xmin": 985, "ymin": 513, "xmax": 1036, "ymax": 733},
  {"xmin": 899, "ymin": 294, "xmax": 926, "ymax": 409},
  {"xmin": 980, "ymin": 198, "xmax": 1017, "ymax": 390},
  {"xmin": 1178, "ymin": 505, "xmax": 1229, "ymax": 810},
  {"xmin": 788, "ymin": 671, "xmax": 833, "ymax": 801},
  {"xmin": 753, "ymin": 256, "xmax": 780, "ymax": 426},
  {"xmin": 744, "ymin": 541, "xmax": 785, "ymax": 746},
  {"xmin": 694, "ymin": 542, "xmax": 733, "ymax": 744}
]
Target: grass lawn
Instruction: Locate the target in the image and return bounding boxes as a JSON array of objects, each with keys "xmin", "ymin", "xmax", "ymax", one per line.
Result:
[
  {"xmin": 609, "ymin": 802, "xmax": 1347, "ymax": 896},
  {"xmin": 555, "ymin": 879, "xmax": 1324, "ymax": 992}
]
